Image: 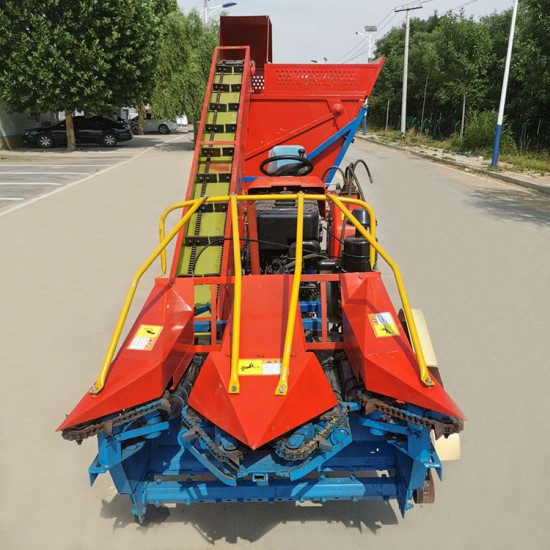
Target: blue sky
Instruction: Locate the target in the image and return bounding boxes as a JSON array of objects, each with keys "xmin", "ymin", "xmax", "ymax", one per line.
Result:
[{"xmin": 179, "ymin": 0, "xmax": 515, "ymax": 62}]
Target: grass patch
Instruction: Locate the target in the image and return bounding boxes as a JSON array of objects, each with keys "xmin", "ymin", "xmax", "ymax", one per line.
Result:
[
  {"xmin": 366, "ymin": 128, "xmax": 550, "ymax": 175},
  {"xmin": 498, "ymin": 152, "xmax": 550, "ymax": 174}
]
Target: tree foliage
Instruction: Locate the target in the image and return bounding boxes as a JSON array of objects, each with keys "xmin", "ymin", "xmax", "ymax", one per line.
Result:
[
  {"xmin": 150, "ymin": 10, "xmax": 218, "ymax": 123},
  {"xmin": 433, "ymin": 14, "xmax": 492, "ymax": 137},
  {"xmin": 0, "ymin": 0, "xmax": 163, "ymax": 148},
  {"xmin": 369, "ymin": 3, "xmax": 550, "ymax": 150}
]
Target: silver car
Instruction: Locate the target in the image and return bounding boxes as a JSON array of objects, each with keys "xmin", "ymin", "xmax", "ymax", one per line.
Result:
[{"xmin": 131, "ymin": 116, "xmax": 178, "ymax": 134}]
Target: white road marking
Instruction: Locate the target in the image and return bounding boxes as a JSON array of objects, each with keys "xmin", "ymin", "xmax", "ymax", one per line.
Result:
[
  {"xmin": 0, "ymin": 182, "xmax": 62, "ymax": 186},
  {"xmin": 0, "ymin": 171, "xmax": 92, "ymax": 175},
  {"xmin": 0, "ymin": 164, "xmax": 113, "ymax": 168},
  {"xmin": 0, "ymin": 197, "xmax": 24, "ymax": 201},
  {"xmin": 0, "ymin": 134, "xmax": 188, "ymax": 217}
]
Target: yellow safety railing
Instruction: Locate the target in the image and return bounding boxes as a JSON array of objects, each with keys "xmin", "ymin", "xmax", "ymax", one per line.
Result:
[
  {"xmin": 91, "ymin": 192, "xmax": 431, "ymax": 396},
  {"xmin": 158, "ymin": 201, "xmax": 191, "ymax": 275},
  {"xmin": 328, "ymin": 194, "xmax": 433, "ymax": 387},
  {"xmin": 89, "ymin": 197, "xmax": 207, "ymax": 395},
  {"xmin": 277, "ymin": 194, "xmax": 304, "ymax": 395},
  {"xmin": 228, "ymin": 195, "xmax": 243, "ymax": 394}
]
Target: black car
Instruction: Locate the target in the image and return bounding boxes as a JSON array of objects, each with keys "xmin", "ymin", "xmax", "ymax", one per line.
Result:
[{"xmin": 23, "ymin": 116, "xmax": 132, "ymax": 148}]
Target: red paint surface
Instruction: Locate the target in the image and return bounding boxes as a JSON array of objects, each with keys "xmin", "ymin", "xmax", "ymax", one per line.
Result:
[
  {"xmin": 58, "ymin": 279, "xmax": 195, "ymax": 430},
  {"xmin": 340, "ymin": 272, "xmax": 465, "ymax": 419},
  {"xmin": 188, "ymin": 275, "xmax": 338, "ymax": 449}
]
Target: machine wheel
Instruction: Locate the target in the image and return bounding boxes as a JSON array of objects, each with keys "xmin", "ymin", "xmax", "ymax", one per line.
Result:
[
  {"xmin": 37, "ymin": 133, "xmax": 54, "ymax": 148},
  {"xmin": 102, "ymin": 132, "xmax": 117, "ymax": 147},
  {"xmin": 158, "ymin": 124, "xmax": 170, "ymax": 134},
  {"xmin": 413, "ymin": 469, "xmax": 436, "ymax": 504}
]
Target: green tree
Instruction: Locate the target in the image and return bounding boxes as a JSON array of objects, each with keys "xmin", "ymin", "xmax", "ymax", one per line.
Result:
[
  {"xmin": 0, "ymin": 0, "xmax": 161, "ymax": 150},
  {"xmin": 150, "ymin": 10, "xmax": 218, "ymax": 125},
  {"xmin": 370, "ymin": 26, "xmax": 405, "ymax": 131},
  {"xmin": 515, "ymin": 0, "xmax": 550, "ymax": 119},
  {"xmin": 432, "ymin": 13, "xmax": 492, "ymax": 138},
  {"xmin": 371, "ymin": 15, "xmax": 441, "ymax": 133}
]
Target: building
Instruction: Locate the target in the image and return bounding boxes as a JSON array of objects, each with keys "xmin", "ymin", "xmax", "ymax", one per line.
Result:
[{"xmin": 0, "ymin": 102, "xmax": 57, "ymax": 149}]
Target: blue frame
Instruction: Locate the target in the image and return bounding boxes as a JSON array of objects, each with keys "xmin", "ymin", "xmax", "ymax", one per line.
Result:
[
  {"xmin": 89, "ymin": 401, "xmax": 444, "ymax": 522},
  {"xmin": 242, "ymin": 107, "xmax": 366, "ymax": 185}
]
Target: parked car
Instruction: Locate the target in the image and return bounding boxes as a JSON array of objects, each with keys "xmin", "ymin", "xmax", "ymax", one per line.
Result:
[
  {"xmin": 130, "ymin": 115, "xmax": 178, "ymax": 134},
  {"xmin": 23, "ymin": 116, "xmax": 132, "ymax": 148}
]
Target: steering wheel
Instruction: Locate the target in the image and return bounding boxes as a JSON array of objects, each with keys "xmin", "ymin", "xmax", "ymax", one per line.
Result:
[{"xmin": 259, "ymin": 155, "xmax": 315, "ymax": 177}]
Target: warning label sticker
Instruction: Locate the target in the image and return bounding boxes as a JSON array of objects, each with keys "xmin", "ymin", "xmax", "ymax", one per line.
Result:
[
  {"xmin": 238, "ymin": 358, "xmax": 282, "ymax": 376},
  {"xmin": 369, "ymin": 312, "xmax": 400, "ymax": 338},
  {"xmin": 128, "ymin": 325, "xmax": 163, "ymax": 351}
]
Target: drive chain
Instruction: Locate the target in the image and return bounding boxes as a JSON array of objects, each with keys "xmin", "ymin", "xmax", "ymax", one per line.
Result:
[
  {"xmin": 357, "ymin": 390, "xmax": 463, "ymax": 437},
  {"xmin": 61, "ymin": 397, "xmax": 169, "ymax": 444},
  {"xmin": 276, "ymin": 406, "xmax": 348, "ymax": 462},
  {"xmin": 181, "ymin": 407, "xmax": 243, "ymax": 471}
]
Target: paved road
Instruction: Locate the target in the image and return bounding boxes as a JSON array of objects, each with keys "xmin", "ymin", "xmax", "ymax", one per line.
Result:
[
  {"xmin": 1, "ymin": 138, "xmax": 549, "ymax": 549},
  {"xmin": 0, "ymin": 132, "xmax": 188, "ymax": 214}
]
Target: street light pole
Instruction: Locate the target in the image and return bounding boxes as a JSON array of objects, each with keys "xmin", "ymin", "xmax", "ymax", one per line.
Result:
[
  {"xmin": 356, "ymin": 26, "xmax": 377, "ymax": 135},
  {"xmin": 203, "ymin": 1, "xmax": 237, "ymax": 25},
  {"xmin": 491, "ymin": 0, "xmax": 519, "ymax": 167},
  {"xmin": 356, "ymin": 26, "xmax": 378, "ymax": 63},
  {"xmin": 395, "ymin": 4, "xmax": 422, "ymax": 137}
]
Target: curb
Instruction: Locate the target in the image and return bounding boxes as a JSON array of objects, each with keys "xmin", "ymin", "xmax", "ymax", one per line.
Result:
[{"xmin": 357, "ymin": 135, "xmax": 550, "ymax": 197}]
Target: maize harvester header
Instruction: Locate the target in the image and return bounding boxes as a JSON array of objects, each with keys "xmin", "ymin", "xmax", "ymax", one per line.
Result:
[{"xmin": 59, "ymin": 16, "xmax": 464, "ymax": 522}]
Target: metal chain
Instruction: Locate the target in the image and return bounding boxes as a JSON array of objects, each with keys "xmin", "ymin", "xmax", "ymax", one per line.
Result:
[
  {"xmin": 357, "ymin": 390, "xmax": 463, "ymax": 437},
  {"xmin": 180, "ymin": 407, "xmax": 243, "ymax": 470},
  {"xmin": 61, "ymin": 397, "xmax": 169, "ymax": 444},
  {"xmin": 276, "ymin": 407, "xmax": 348, "ymax": 462}
]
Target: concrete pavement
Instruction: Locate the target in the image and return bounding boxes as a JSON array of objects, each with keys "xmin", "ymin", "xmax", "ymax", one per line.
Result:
[
  {"xmin": 0, "ymin": 133, "xmax": 191, "ymax": 214},
  {"xmin": 358, "ymin": 134, "xmax": 550, "ymax": 196},
  {"xmin": 1, "ymin": 137, "xmax": 549, "ymax": 549}
]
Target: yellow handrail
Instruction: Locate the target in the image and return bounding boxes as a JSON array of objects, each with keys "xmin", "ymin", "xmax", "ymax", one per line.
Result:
[
  {"xmin": 228, "ymin": 195, "xmax": 243, "ymax": 394},
  {"xmin": 158, "ymin": 201, "xmax": 191, "ymax": 275},
  {"xmin": 336, "ymin": 196, "xmax": 377, "ymax": 269},
  {"xmin": 328, "ymin": 195, "xmax": 434, "ymax": 387},
  {"xmin": 89, "ymin": 197, "xmax": 207, "ymax": 395},
  {"xmin": 92, "ymin": 192, "xmax": 431, "ymax": 396},
  {"xmin": 276, "ymin": 193, "xmax": 304, "ymax": 396}
]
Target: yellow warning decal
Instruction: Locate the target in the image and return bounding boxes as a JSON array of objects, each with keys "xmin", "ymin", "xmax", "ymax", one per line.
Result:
[
  {"xmin": 128, "ymin": 325, "xmax": 163, "ymax": 351},
  {"xmin": 369, "ymin": 313, "xmax": 400, "ymax": 338},
  {"xmin": 238, "ymin": 358, "xmax": 282, "ymax": 376}
]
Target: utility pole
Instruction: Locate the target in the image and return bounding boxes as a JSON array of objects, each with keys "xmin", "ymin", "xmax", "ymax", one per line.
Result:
[
  {"xmin": 491, "ymin": 0, "xmax": 519, "ymax": 167},
  {"xmin": 395, "ymin": 4, "xmax": 423, "ymax": 137},
  {"xmin": 203, "ymin": 0, "xmax": 208, "ymax": 25}
]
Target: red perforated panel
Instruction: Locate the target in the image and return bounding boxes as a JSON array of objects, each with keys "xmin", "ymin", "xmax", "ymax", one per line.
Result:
[{"xmin": 261, "ymin": 63, "xmax": 383, "ymax": 95}]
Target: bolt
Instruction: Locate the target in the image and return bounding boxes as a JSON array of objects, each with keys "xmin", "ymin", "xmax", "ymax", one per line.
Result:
[
  {"xmin": 231, "ymin": 385, "xmax": 237, "ymax": 392},
  {"xmin": 426, "ymin": 377, "xmax": 433, "ymax": 385},
  {"xmin": 278, "ymin": 387, "xmax": 285, "ymax": 393}
]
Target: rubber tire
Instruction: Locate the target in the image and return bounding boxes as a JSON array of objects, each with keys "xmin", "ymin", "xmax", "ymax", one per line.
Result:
[
  {"xmin": 131, "ymin": 124, "xmax": 139, "ymax": 134},
  {"xmin": 37, "ymin": 133, "xmax": 54, "ymax": 148},
  {"xmin": 158, "ymin": 124, "xmax": 170, "ymax": 134},
  {"xmin": 102, "ymin": 132, "xmax": 117, "ymax": 147}
]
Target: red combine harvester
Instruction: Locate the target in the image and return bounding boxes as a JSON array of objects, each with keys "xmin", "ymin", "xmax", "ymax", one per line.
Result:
[{"xmin": 59, "ymin": 16, "xmax": 464, "ymax": 522}]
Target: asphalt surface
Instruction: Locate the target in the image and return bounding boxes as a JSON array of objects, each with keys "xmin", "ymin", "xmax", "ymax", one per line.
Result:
[
  {"xmin": 1, "ymin": 138, "xmax": 549, "ymax": 549},
  {"xmin": 0, "ymin": 131, "xmax": 187, "ymax": 214}
]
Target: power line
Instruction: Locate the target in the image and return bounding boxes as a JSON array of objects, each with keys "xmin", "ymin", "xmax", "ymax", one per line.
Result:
[
  {"xmin": 374, "ymin": 12, "xmax": 399, "ymax": 38},
  {"xmin": 336, "ymin": 38, "xmax": 370, "ymax": 63},
  {"xmin": 446, "ymin": 0, "xmax": 479, "ymax": 14}
]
